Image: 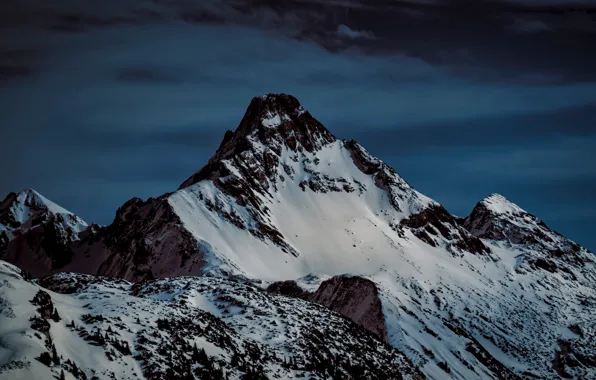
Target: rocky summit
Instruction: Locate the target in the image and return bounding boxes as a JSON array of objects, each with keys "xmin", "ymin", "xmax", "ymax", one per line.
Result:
[{"xmin": 1, "ymin": 94, "xmax": 595, "ymax": 380}]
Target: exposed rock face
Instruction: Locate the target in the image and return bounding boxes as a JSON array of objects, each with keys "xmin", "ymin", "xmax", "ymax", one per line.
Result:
[
  {"xmin": 463, "ymin": 194, "xmax": 548, "ymax": 244},
  {"xmin": 266, "ymin": 280, "xmax": 312, "ymax": 300},
  {"xmin": 0, "ymin": 190, "xmax": 211, "ymax": 282},
  {"xmin": 267, "ymin": 276, "xmax": 391, "ymax": 343},
  {"xmin": 552, "ymin": 339, "xmax": 596, "ymax": 378},
  {"xmin": 3, "ymin": 216, "xmax": 77, "ymax": 275},
  {"xmin": 266, "ymin": 276, "xmax": 389, "ymax": 342},
  {"xmin": 400, "ymin": 204, "xmax": 492, "ymax": 256},
  {"xmin": 30, "ymin": 289, "xmax": 54, "ymax": 314},
  {"xmin": 310, "ymin": 275, "xmax": 388, "ymax": 342},
  {"xmin": 0, "ymin": 230, "xmax": 8, "ymax": 252},
  {"xmin": 91, "ymin": 196, "xmax": 206, "ymax": 281}
]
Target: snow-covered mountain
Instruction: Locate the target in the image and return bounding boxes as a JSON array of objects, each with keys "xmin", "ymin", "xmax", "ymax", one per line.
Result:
[
  {"xmin": 1, "ymin": 94, "xmax": 595, "ymax": 380},
  {"xmin": 0, "ymin": 189, "xmax": 89, "ymax": 277},
  {"xmin": 83, "ymin": 93, "xmax": 493, "ymax": 281}
]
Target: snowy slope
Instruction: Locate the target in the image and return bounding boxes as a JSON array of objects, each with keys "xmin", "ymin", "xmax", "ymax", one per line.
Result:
[
  {"xmin": 169, "ymin": 139, "xmax": 431, "ymax": 279},
  {"xmin": 372, "ymin": 240, "xmax": 596, "ymax": 380},
  {"xmin": 0, "ymin": 260, "xmax": 423, "ymax": 380}
]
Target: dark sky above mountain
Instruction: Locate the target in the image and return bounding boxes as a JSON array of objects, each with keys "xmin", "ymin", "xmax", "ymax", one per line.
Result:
[{"xmin": 1, "ymin": 0, "xmax": 595, "ymax": 251}]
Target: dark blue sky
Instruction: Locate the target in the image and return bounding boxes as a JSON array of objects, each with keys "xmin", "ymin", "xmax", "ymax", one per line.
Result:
[{"xmin": 1, "ymin": 0, "xmax": 595, "ymax": 251}]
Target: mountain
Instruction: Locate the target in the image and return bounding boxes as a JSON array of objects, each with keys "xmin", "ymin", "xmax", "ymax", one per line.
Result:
[
  {"xmin": 1, "ymin": 94, "xmax": 595, "ymax": 380},
  {"xmin": 88, "ymin": 93, "xmax": 492, "ymax": 281},
  {"xmin": 462, "ymin": 193, "xmax": 593, "ymax": 275},
  {"xmin": 0, "ymin": 189, "xmax": 89, "ymax": 277}
]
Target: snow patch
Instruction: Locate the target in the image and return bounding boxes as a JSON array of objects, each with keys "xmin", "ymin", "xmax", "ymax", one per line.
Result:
[{"xmin": 481, "ymin": 193, "xmax": 525, "ymax": 215}]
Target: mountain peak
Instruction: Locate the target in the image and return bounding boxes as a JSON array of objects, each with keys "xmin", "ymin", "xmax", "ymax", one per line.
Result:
[
  {"xmin": 462, "ymin": 193, "xmax": 532, "ymax": 241},
  {"xmin": 1, "ymin": 188, "xmax": 74, "ymax": 227},
  {"xmin": 219, "ymin": 93, "xmax": 336, "ymax": 152},
  {"xmin": 1, "ymin": 188, "xmax": 89, "ymax": 275},
  {"xmin": 250, "ymin": 93, "xmax": 304, "ymax": 121},
  {"xmin": 179, "ymin": 94, "xmax": 336, "ymax": 189},
  {"xmin": 464, "ymin": 193, "xmax": 578, "ymax": 250},
  {"xmin": 240, "ymin": 93, "xmax": 307, "ymax": 131},
  {"xmin": 17, "ymin": 188, "xmax": 65, "ymax": 209},
  {"xmin": 231, "ymin": 93, "xmax": 336, "ymax": 146},
  {"xmin": 235, "ymin": 93, "xmax": 334, "ymax": 144}
]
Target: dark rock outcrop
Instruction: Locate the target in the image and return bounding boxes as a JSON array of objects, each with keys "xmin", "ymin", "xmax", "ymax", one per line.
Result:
[
  {"xmin": 462, "ymin": 194, "xmax": 542, "ymax": 244},
  {"xmin": 266, "ymin": 280, "xmax": 312, "ymax": 300},
  {"xmin": 268, "ymin": 275, "xmax": 389, "ymax": 342},
  {"xmin": 3, "ymin": 217, "xmax": 77, "ymax": 274},
  {"xmin": 310, "ymin": 275, "xmax": 388, "ymax": 342},
  {"xmin": 30, "ymin": 289, "xmax": 54, "ymax": 320},
  {"xmin": 552, "ymin": 339, "xmax": 596, "ymax": 379},
  {"xmin": 89, "ymin": 196, "xmax": 206, "ymax": 281}
]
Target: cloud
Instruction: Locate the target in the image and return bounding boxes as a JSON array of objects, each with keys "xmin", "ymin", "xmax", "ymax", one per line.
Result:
[{"xmin": 336, "ymin": 24, "xmax": 375, "ymax": 39}]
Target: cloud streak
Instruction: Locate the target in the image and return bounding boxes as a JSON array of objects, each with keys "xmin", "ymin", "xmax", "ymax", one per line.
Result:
[{"xmin": 336, "ymin": 24, "xmax": 375, "ymax": 39}]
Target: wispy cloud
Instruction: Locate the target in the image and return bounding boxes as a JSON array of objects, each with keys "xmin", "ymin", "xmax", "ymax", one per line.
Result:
[{"xmin": 336, "ymin": 24, "xmax": 375, "ymax": 39}]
